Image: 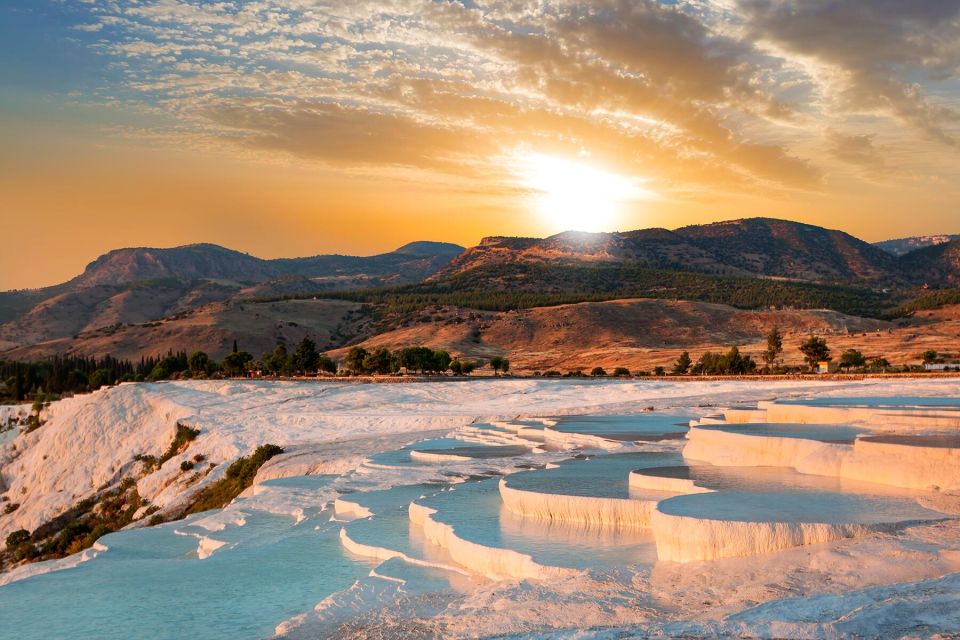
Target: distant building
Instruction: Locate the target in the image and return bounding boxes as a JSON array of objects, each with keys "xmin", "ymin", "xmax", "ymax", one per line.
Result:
[
  {"xmin": 924, "ymin": 363, "xmax": 959, "ymax": 372},
  {"xmin": 817, "ymin": 360, "xmax": 839, "ymax": 374}
]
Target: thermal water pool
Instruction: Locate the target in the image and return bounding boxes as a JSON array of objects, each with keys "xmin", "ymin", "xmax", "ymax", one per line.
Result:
[
  {"xmin": 549, "ymin": 413, "xmax": 690, "ymax": 441},
  {"xmin": 0, "ymin": 476, "xmax": 365, "ymax": 640}
]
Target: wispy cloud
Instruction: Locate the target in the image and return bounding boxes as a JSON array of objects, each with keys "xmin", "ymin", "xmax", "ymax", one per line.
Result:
[{"xmin": 37, "ymin": 0, "xmax": 960, "ymax": 197}]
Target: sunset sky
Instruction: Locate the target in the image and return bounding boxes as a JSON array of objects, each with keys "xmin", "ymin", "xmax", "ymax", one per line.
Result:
[{"xmin": 2, "ymin": 1, "xmax": 960, "ymax": 290}]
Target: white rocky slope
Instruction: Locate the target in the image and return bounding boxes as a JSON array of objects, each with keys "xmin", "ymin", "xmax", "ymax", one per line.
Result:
[
  {"xmin": 2, "ymin": 377, "xmax": 960, "ymax": 638},
  {"xmin": 0, "ymin": 377, "xmax": 794, "ymax": 541},
  {"xmin": 5, "ymin": 377, "xmax": 960, "ymax": 545}
]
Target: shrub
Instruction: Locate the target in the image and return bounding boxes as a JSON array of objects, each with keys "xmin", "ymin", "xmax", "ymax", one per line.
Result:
[
  {"xmin": 612, "ymin": 367, "xmax": 631, "ymax": 377},
  {"xmin": 183, "ymin": 444, "xmax": 284, "ymax": 516},
  {"xmin": 158, "ymin": 424, "xmax": 200, "ymax": 466},
  {"xmin": 590, "ymin": 367, "xmax": 607, "ymax": 377},
  {"xmin": 180, "ymin": 461, "xmax": 195, "ymax": 472},
  {"xmin": 6, "ymin": 529, "xmax": 29, "ymax": 548}
]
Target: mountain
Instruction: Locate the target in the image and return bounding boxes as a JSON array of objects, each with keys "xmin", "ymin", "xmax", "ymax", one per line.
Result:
[
  {"xmin": 70, "ymin": 244, "xmax": 275, "ymax": 288},
  {"xmin": 874, "ymin": 234, "xmax": 960, "ymax": 256},
  {"xmin": 898, "ymin": 239, "xmax": 960, "ymax": 286},
  {"xmin": 72, "ymin": 241, "xmax": 465, "ymax": 288},
  {"xmin": 5, "ymin": 217, "xmax": 960, "ymax": 362},
  {"xmin": 0, "ymin": 242, "xmax": 464, "ymax": 352},
  {"xmin": 436, "ymin": 218, "xmax": 900, "ymax": 285}
]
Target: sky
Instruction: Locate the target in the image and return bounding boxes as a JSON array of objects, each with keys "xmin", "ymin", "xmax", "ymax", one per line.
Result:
[{"xmin": 2, "ymin": 0, "xmax": 960, "ymax": 290}]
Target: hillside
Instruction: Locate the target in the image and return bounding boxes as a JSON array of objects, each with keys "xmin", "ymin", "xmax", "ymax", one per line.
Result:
[
  {"xmin": 332, "ymin": 298, "xmax": 960, "ymax": 372},
  {"xmin": 4, "ymin": 218, "xmax": 960, "ymax": 363},
  {"xmin": 0, "ymin": 242, "xmax": 463, "ymax": 353},
  {"xmin": 436, "ymin": 218, "xmax": 901, "ymax": 285},
  {"xmin": 875, "ymin": 234, "xmax": 960, "ymax": 256},
  {"xmin": 1, "ymin": 298, "xmax": 374, "ymax": 362},
  {"xmin": 898, "ymin": 239, "xmax": 960, "ymax": 286}
]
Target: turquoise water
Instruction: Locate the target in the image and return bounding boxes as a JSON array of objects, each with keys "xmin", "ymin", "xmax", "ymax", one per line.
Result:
[
  {"xmin": 647, "ymin": 466, "xmax": 950, "ymax": 524},
  {"xmin": 3, "ymin": 403, "xmax": 953, "ymax": 639},
  {"xmin": 0, "ymin": 508, "xmax": 363, "ymax": 640},
  {"xmin": 419, "ymin": 479, "xmax": 658, "ymax": 570},
  {"xmin": 860, "ymin": 434, "xmax": 960, "ymax": 448},
  {"xmin": 695, "ymin": 422, "xmax": 867, "ymax": 443},
  {"xmin": 505, "ymin": 451, "xmax": 683, "ymax": 498},
  {"xmin": 778, "ymin": 397, "xmax": 960, "ymax": 408},
  {"xmin": 551, "ymin": 414, "xmax": 690, "ymax": 441}
]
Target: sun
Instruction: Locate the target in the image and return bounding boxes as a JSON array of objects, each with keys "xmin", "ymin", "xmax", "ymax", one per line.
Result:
[{"xmin": 515, "ymin": 152, "xmax": 650, "ymax": 233}]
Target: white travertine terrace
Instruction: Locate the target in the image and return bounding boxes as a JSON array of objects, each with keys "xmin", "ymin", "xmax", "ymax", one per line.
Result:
[
  {"xmin": 408, "ymin": 450, "xmax": 474, "ymax": 463},
  {"xmin": 684, "ymin": 425, "xmax": 960, "ymax": 492},
  {"xmin": 499, "ymin": 477, "xmax": 657, "ymax": 528},
  {"xmin": 496, "ymin": 398, "xmax": 960, "ymax": 564},
  {"xmin": 627, "ymin": 470, "xmax": 714, "ymax": 495},
  {"xmin": 649, "ymin": 509, "xmax": 901, "ymax": 563},
  {"xmin": 407, "ymin": 501, "xmax": 581, "ymax": 581},
  {"xmin": 683, "ymin": 426, "xmax": 849, "ymax": 478},
  {"xmin": 754, "ymin": 400, "xmax": 960, "ymax": 429},
  {"xmin": 843, "ymin": 436, "xmax": 960, "ymax": 491}
]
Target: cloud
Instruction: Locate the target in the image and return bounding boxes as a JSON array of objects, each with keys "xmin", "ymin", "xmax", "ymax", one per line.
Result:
[
  {"xmin": 208, "ymin": 101, "xmax": 497, "ymax": 175},
  {"xmin": 56, "ymin": 0, "xmax": 960, "ymax": 198},
  {"xmin": 827, "ymin": 130, "xmax": 887, "ymax": 172},
  {"xmin": 739, "ymin": 0, "xmax": 960, "ymax": 145}
]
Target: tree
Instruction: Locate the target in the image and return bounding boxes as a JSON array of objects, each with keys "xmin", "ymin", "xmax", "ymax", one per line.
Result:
[
  {"xmin": 692, "ymin": 347, "xmax": 756, "ymax": 375},
  {"xmin": 673, "ymin": 351, "xmax": 692, "ymax": 375},
  {"xmin": 343, "ymin": 346, "xmax": 369, "ymax": 374},
  {"xmin": 362, "ymin": 347, "xmax": 393, "ymax": 375},
  {"xmin": 654, "ymin": 366, "xmax": 666, "ymax": 376},
  {"xmin": 317, "ymin": 354, "xmax": 338, "ymax": 374},
  {"xmin": 431, "ymin": 350, "xmax": 452, "ymax": 373},
  {"xmin": 222, "ymin": 351, "xmax": 253, "ymax": 376},
  {"xmin": 89, "ymin": 368, "xmax": 114, "ymax": 390},
  {"xmin": 292, "ymin": 337, "xmax": 321, "ymax": 374},
  {"xmin": 921, "ymin": 349, "xmax": 939, "ymax": 365},
  {"xmin": 14, "ymin": 365, "xmax": 24, "ymax": 401},
  {"xmin": 232, "ymin": 340, "xmax": 238, "ymax": 354},
  {"xmin": 489, "ymin": 356, "xmax": 510, "ymax": 375},
  {"xmin": 870, "ymin": 356, "xmax": 890, "ymax": 371},
  {"xmin": 450, "ymin": 360, "xmax": 464, "ymax": 375},
  {"xmin": 188, "ymin": 351, "xmax": 210, "ymax": 375},
  {"xmin": 613, "ymin": 367, "xmax": 631, "ymax": 377},
  {"xmin": 148, "ymin": 356, "xmax": 184, "ymax": 381},
  {"xmin": 264, "ymin": 345, "xmax": 291, "ymax": 375},
  {"xmin": 591, "ymin": 366, "xmax": 607, "ymax": 377},
  {"xmin": 762, "ymin": 326, "xmax": 783, "ymax": 369},
  {"xmin": 799, "ymin": 335, "xmax": 831, "ymax": 370},
  {"xmin": 839, "ymin": 349, "xmax": 866, "ymax": 370}
]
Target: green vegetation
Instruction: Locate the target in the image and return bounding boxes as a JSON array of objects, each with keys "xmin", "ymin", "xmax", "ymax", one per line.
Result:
[
  {"xmin": 886, "ymin": 289, "xmax": 960, "ymax": 318},
  {"xmin": 692, "ymin": 347, "xmax": 757, "ymax": 375},
  {"xmin": 590, "ymin": 367, "xmax": 607, "ymax": 377},
  {"xmin": 672, "ymin": 351, "xmax": 692, "ymax": 375},
  {"xmin": 762, "ymin": 326, "xmax": 784, "ymax": 369},
  {"xmin": 450, "ymin": 359, "xmax": 477, "ymax": 375},
  {"xmin": 489, "ymin": 356, "xmax": 510, "ymax": 375},
  {"xmin": 183, "ymin": 444, "xmax": 284, "ymax": 516},
  {"xmin": 840, "ymin": 349, "xmax": 866, "ymax": 370},
  {"xmin": 254, "ymin": 263, "xmax": 896, "ymax": 318},
  {"xmin": 158, "ymin": 424, "xmax": 200, "ymax": 467},
  {"xmin": 3, "ymin": 478, "xmax": 145, "ymax": 566},
  {"xmin": 0, "ymin": 354, "xmax": 153, "ymax": 403},
  {"xmin": 799, "ymin": 335, "xmax": 831, "ymax": 369}
]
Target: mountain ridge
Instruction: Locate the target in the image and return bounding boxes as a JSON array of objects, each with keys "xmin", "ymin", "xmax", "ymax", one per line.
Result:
[{"xmin": 3, "ymin": 218, "xmax": 960, "ymax": 361}]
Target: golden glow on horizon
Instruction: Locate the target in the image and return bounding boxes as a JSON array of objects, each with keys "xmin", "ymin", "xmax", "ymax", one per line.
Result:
[{"xmin": 516, "ymin": 153, "xmax": 651, "ymax": 233}]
